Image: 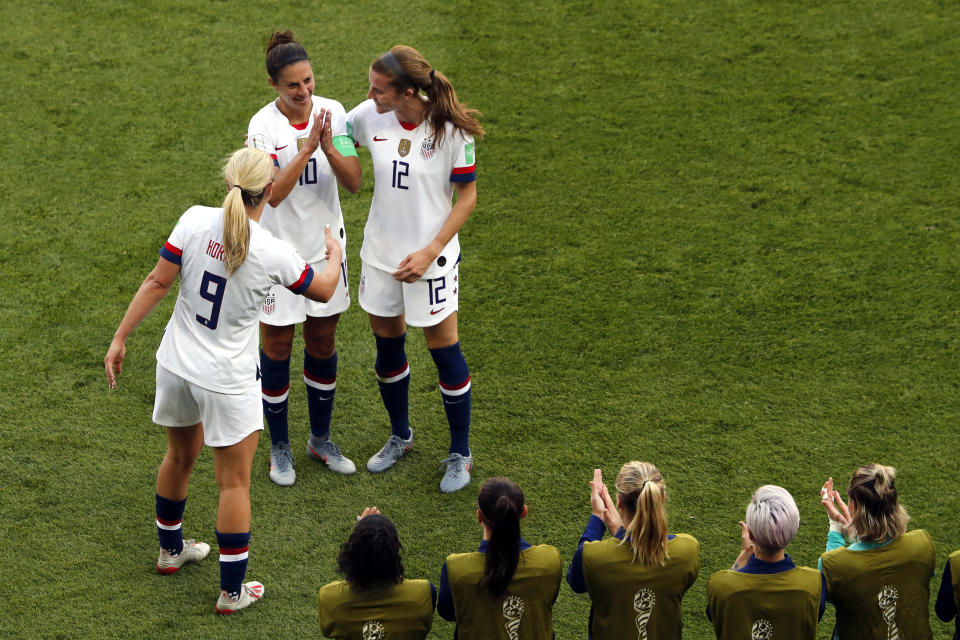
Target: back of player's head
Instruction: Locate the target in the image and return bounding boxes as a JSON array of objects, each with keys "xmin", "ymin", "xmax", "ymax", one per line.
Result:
[
  {"xmin": 616, "ymin": 461, "xmax": 669, "ymax": 567},
  {"xmin": 221, "ymin": 147, "xmax": 273, "ymax": 275},
  {"xmin": 477, "ymin": 476, "xmax": 524, "ymax": 597},
  {"xmin": 847, "ymin": 463, "xmax": 909, "ymax": 543},
  {"xmin": 745, "ymin": 485, "xmax": 800, "ymax": 554},
  {"xmin": 337, "ymin": 514, "xmax": 405, "ymax": 591},
  {"xmin": 371, "ymin": 45, "xmax": 484, "ymax": 146},
  {"xmin": 265, "ymin": 30, "xmax": 309, "ymax": 81}
]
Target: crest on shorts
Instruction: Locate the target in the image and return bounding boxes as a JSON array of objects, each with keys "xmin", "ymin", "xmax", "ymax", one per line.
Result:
[
  {"xmin": 262, "ymin": 293, "xmax": 276, "ymax": 316},
  {"xmin": 421, "ymin": 138, "xmax": 435, "ymax": 160},
  {"xmin": 398, "ymin": 139, "xmax": 411, "ymax": 157}
]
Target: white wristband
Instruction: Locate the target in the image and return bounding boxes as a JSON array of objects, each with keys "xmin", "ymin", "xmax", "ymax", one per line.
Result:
[{"xmin": 829, "ymin": 520, "xmax": 843, "ymax": 533}]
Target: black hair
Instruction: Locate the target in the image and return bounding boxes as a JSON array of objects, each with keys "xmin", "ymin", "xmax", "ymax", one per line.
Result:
[
  {"xmin": 336, "ymin": 514, "xmax": 405, "ymax": 590},
  {"xmin": 477, "ymin": 477, "xmax": 524, "ymax": 597},
  {"xmin": 265, "ymin": 30, "xmax": 310, "ymax": 81}
]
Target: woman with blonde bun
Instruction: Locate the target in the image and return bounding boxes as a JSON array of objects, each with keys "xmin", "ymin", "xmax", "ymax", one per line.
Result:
[
  {"xmin": 820, "ymin": 463, "xmax": 935, "ymax": 639},
  {"xmin": 105, "ymin": 147, "xmax": 343, "ymax": 614},
  {"xmin": 566, "ymin": 462, "xmax": 699, "ymax": 639}
]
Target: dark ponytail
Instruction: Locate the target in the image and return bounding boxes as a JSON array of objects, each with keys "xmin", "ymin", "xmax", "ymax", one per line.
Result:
[{"xmin": 477, "ymin": 477, "xmax": 524, "ymax": 597}]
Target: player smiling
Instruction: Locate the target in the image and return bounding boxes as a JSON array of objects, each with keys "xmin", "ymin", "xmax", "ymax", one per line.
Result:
[
  {"xmin": 247, "ymin": 31, "xmax": 361, "ymax": 486},
  {"xmin": 347, "ymin": 45, "xmax": 484, "ymax": 493}
]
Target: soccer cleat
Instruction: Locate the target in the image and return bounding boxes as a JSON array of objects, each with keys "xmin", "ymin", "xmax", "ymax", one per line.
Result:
[
  {"xmin": 306, "ymin": 436, "xmax": 357, "ymax": 475},
  {"xmin": 269, "ymin": 441, "xmax": 296, "ymax": 486},
  {"xmin": 156, "ymin": 539, "xmax": 210, "ymax": 575},
  {"xmin": 215, "ymin": 581, "xmax": 264, "ymax": 615},
  {"xmin": 438, "ymin": 452, "xmax": 473, "ymax": 494},
  {"xmin": 366, "ymin": 429, "xmax": 414, "ymax": 473}
]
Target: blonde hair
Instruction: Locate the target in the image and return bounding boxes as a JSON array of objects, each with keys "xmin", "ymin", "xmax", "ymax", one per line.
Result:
[
  {"xmin": 615, "ymin": 461, "xmax": 669, "ymax": 567},
  {"xmin": 221, "ymin": 148, "xmax": 273, "ymax": 275},
  {"xmin": 847, "ymin": 463, "xmax": 910, "ymax": 543},
  {"xmin": 371, "ymin": 45, "xmax": 484, "ymax": 147}
]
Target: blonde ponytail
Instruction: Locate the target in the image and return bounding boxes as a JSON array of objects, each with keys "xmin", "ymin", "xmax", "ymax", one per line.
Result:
[
  {"xmin": 221, "ymin": 148, "xmax": 273, "ymax": 275},
  {"xmin": 616, "ymin": 461, "xmax": 669, "ymax": 567}
]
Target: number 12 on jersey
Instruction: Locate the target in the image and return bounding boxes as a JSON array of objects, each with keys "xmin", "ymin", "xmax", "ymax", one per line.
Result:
[{"xmin": 392, "ymin": 160, "xmax": 409, "ymax": 190}]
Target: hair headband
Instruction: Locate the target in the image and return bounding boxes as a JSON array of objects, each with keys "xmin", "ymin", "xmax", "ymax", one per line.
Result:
[
  {"xmin": 380, "ymin": 51, "xmax": 420, "ymax": 89},
  {"xmin": 268, "ymin": 44, "xmax": 309, "ymax": 78}
]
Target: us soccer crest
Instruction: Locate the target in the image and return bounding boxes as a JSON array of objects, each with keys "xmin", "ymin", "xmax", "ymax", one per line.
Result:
[
  {"xmin": 297, "ymin": 137, "xmax": 308, "ymax": 151},
  {"xmin": 398, "ymin": 139, "xmax": 411, "ymax": 157},
  {"xmin": 421, "ymin": 138, "xmax": 435, "ymax": 160},
  {"xmin": 262, "ymin": 293, "xmax": 276, "ymax": 316}
]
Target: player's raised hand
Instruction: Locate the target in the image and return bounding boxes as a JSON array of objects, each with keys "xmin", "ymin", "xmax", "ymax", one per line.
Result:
[
  {"xmin": 300, "ymin": 109, "xmax": 325, "ymax": 155},
  {"xmin": 323, "ymin": 224, "xmax": 342, "ymax": 264},
  {"xmin": 357, "ymin": 506, "xmax": 381, "ymax": 521},
  {"xmin": 599, "ymin": 480, "xmax": 622, "ymax": 534},
  {"xmin": 731, "ymin": 520, "xmax": 756, "ymax": 570},
  {"xmin": 820, "ymin": 477, "xmax": 852, "ymax": 525},
  {"xmin": 104, "ymin": 338, "xmax": 126, "ymax": 389},
  {"xmin": 589, "ymin": 469, "xmax": 607, "ymax": 519},
  {"xmin": 316, "ymin": 107, "xmax": 334, "ymax": 153}
]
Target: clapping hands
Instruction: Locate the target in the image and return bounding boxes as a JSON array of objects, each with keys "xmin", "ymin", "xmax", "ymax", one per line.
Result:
[
  {"xmin": 820, "ymin": 477, "xmax": 852, "ymax": 527},
  {"xmin": 590, "ymin": 469, "xmax": 622, "ymax": 535}
]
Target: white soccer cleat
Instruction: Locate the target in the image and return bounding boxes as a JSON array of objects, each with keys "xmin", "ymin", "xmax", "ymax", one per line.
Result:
[
  {"xmin": 366, "ymin": 429, "xmax": 414, "ymax": 473},
  {"xmin": 306, "ymin": 436, "xmax": 357, "ymax": 475},
  {"xmin": 215, "ymin": 581, "xmax": 264, "ymax": 615},
  {"xmin": 269, "ymin": 442, "xmax": 296, "ymax": 486},
  {"xmin": 156, "ymin": 539, "xmax": 210, "ymax": 575}
]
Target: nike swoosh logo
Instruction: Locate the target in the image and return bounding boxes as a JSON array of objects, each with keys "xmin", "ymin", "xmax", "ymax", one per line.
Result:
[
  {"xmin": 276, "ymin": 145, "xmax": 288, "ymax": 150},
  {"xmin": 429, "ymin": 308, "xmax": 445, "ymax": 315},
  {"xmin": 373, "ymin": 136, "xmax": 387, "ymax": 142}
]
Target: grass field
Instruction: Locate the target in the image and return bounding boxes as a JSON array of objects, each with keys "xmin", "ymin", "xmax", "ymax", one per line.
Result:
[{"xmin": 3, "ymin": 0, "xmax": 960, "ymax": 638}]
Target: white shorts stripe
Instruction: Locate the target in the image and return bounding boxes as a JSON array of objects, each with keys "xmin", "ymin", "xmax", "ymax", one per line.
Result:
[
  {"xmin": 156, "ymin": 519, "xmax": 182, "ymax": 531},
  {"xmin": 440, "ymin": 380, "xmax": 472, "ymax": 397},
  {"xmin": 219, "ymin": 551, "xmax": 250, "ymax": 562},
  {"xmin": 303, "ymin": 376, "xmax": 336, "ymax": 391},
  {"xmin": 376, "ymin": 367, "xmax": 410, "ymax": 384},
  {"xmin": 261, "ymin": 390, "xmax": 289, "ymax": 403}
]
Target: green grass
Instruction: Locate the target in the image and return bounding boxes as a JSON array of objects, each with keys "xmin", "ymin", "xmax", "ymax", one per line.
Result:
[{"xmin": 2, "ymin": 0, "xmax": 959, "ymax": 638}]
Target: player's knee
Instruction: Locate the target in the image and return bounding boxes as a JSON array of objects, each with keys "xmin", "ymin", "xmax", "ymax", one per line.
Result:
[{"xmin": 304, "ymin": 334, "xmax": 336, "ymax": 359}]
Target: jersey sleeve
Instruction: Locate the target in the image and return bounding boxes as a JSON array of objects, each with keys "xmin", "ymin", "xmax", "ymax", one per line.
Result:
[
  {"xmin": 449, "ymin": 131, "xmax": 476, "ymax": 183},
  {"xmin": 246, "ymin": 112, "xmax": 279, "ymax": 163},
  {"xmin": 261, "ymin": 235, "xmax": 315, "ymax": 294},
  {"xmin": 158, "ymin": 208, "xmax": 193, "ymax": 264},
  {"xmin": 346, "ymin": 101, "xmax": 368, "ymax": 149},
  {"xmin": 328, "ymin": 101, "xmax": 358, "ymax": 158}
]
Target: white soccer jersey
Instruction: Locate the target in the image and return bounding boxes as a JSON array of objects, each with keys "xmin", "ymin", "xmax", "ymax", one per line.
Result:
[
  {"xmin": 155, "ymin": 206, "xmax": 314, "ymax": 393},
  {"xmin": 247, "ymin": 96, "xmax": 349, "ymax": 263},
  {"xmin": 347, "ymin": 99, "xmax": 476, "ymax": 278}
]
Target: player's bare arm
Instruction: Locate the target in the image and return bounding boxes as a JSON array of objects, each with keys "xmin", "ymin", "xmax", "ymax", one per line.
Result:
[
  {"xmin": 104, "ymin": 258, "xmax": 180, "ymax": 388},
  {"xmin": 267, "ymin": 113, "xmax": 324, "ymax": 207},
  {"xmin": 393, "ymin": 180, "xmax": 476, "ymax": 283},
  {"xmin": 317, "ymin": 107, "xmax": 361, "ymax": 194}
]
